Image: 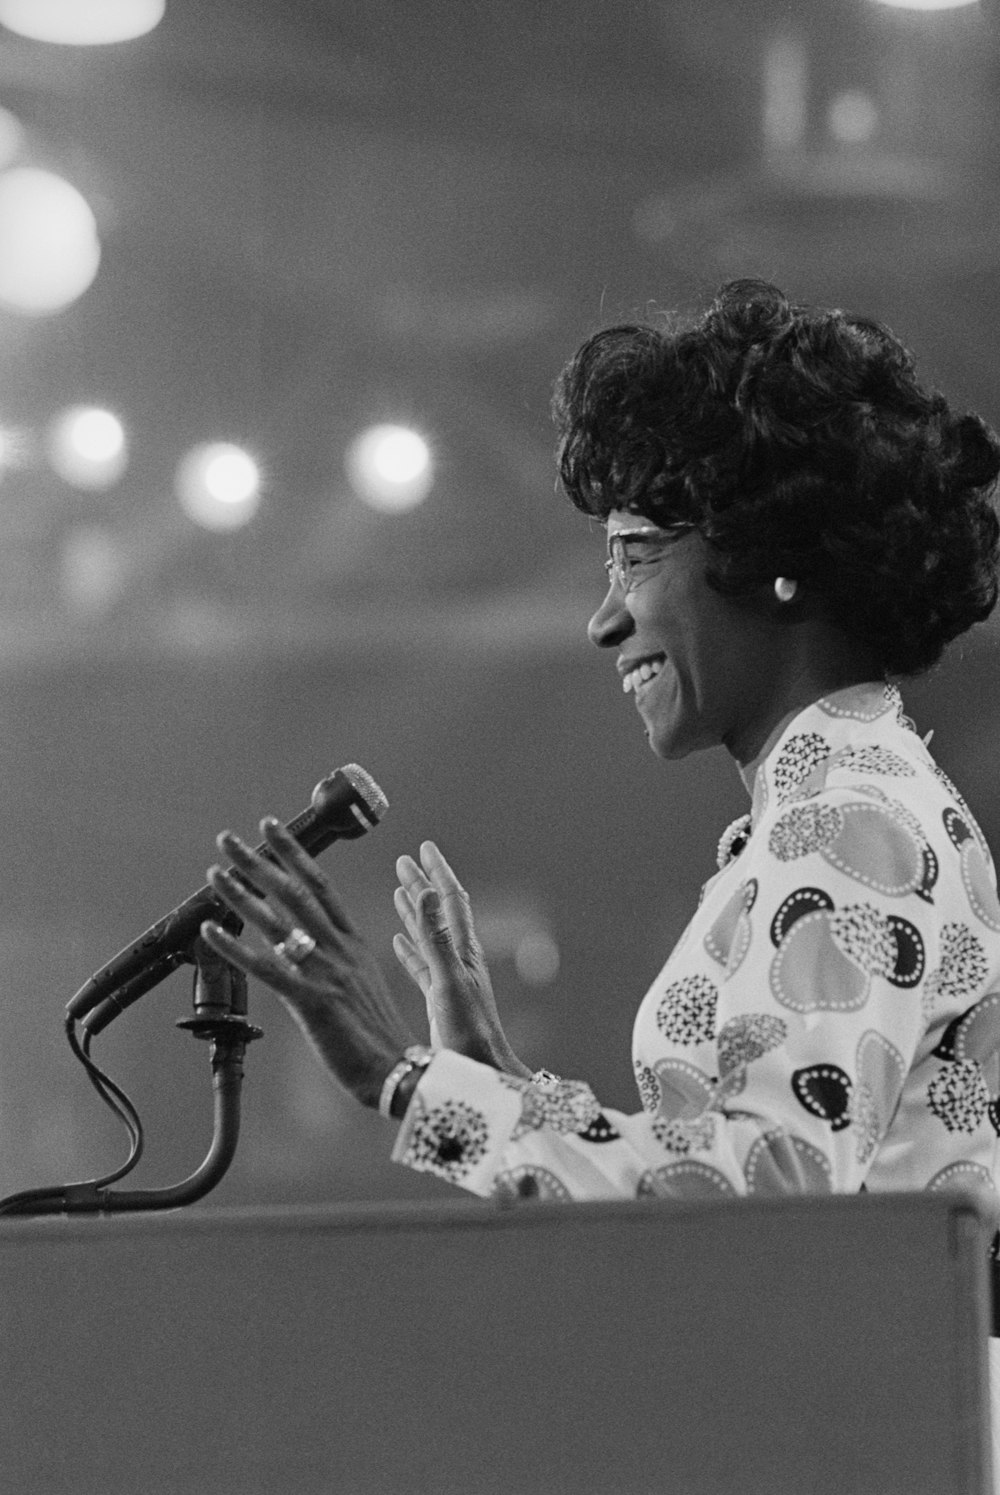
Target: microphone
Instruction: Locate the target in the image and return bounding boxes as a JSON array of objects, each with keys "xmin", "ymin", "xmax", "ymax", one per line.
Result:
[{"xmin": 67, "ymin": 764, "xmax": 388, "ymax": 1035}]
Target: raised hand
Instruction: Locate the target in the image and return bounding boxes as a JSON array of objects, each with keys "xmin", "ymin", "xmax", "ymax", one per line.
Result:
[
  {"xmin": 200, "ymin": 817, "xmax": 414, "ymax": 1109},
  {"xmin": 393, "ymin": 841, "xmax": 530, "ymax": 1078}
]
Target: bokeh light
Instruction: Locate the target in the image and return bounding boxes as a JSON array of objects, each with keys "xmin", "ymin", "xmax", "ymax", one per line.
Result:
[
  {"xmin": 345, "ymin": 423, "xmax": 434, "ymax": 513},
  {"xmin": 0, "ymin": 0, "xmax": 165, "ymax": 45},
  {"xmin": 60, "ymin": 526, "xmax": 126, "ymax": 615},
  {"xmin": 0, "ymin": 168, "xmax": 100, "ymax": 315},
  {"xmin": 827, "ymin": 91, "xmax": 880, "ymax": 145},
  {"xmin": 175, "ymin": 442, "xmax": 262, "ymax": 531},
  {"xmin": 0, "ymin": 108, "xmax": 25, "ymax": 169},
  {"xmin": 48, "ymin": 406, "xmax": 127, "ymax": 489},
  {"xmin": 0, "ymin": 425, "xmax": 25, "ymax": 476},
  {"xmin": 514, "ymin": 930, "xmax": 561, "ymax": 986}
]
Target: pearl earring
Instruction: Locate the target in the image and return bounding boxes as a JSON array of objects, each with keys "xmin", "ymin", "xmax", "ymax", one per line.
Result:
[{"xmin": 774, "ymin": 577, "xmax": 798, "ymax": 603}]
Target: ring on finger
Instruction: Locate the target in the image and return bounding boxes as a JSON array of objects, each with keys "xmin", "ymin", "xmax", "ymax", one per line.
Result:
[{"xmin": 274, "ymin": 926, "xmax": 317, "ymax": 966}]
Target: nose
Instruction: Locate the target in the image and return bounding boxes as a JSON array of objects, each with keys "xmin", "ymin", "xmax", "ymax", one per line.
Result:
[{"xmin": 587, "ymin": 583, "xmax": 634, "ymax": 649}]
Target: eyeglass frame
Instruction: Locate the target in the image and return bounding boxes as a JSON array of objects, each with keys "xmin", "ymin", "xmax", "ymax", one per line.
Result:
[{"xmin": 604, "ymin": 522, "xmax": 698, "ymax": 593}]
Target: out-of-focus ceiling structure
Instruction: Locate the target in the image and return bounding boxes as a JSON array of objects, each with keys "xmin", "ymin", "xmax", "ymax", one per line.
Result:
[{"xmin": 0, "ymin": 0, "xmax": 997, "ymax": 666}]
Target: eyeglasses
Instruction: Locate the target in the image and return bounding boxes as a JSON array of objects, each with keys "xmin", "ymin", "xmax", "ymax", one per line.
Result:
[{"xmin": 604, "ymin": 522, "xmax": 697, "ymax": 593}]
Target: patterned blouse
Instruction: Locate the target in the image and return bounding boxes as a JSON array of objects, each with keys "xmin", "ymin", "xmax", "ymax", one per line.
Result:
[{"xmin": 392, "ymin": 682, "xmax": 1000, "ymax": 1214}]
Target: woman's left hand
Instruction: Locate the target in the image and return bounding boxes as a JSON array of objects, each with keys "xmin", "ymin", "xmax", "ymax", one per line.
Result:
[{"xmin": 199, "ymin": 817, "xmax": 414, "ymax": 1109}]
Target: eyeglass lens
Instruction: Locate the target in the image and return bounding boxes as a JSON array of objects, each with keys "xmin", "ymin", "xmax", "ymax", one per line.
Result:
[{"xmin": 604, "ymin": 525, "xmax": 693, "ymax": 590}]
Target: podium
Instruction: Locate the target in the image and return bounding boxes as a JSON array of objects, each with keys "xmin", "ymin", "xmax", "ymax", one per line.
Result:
[{"xmin": 0, "ymin": 1190, "xmax": 993, "ymax": 1494}]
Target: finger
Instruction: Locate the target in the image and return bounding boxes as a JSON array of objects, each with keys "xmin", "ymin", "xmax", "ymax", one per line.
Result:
[
  {"xmin": 396, "ymin": 854, "xmax": 431, "ymax": 899},
  {"xmin": 201, "ymin": 919, "xmax": 309, "ymax": 992},
  {"xmin": 260, "ymin": 818, "xmax": 357, "ymax": 935},
  {"xmin": 415, "ymin": 884, "xmax": 444, "ymax": 930},
  {"xmin": 418, "ymin": 840, "xmax": 461, "ymax": 888},
  {"xmin": 392, "ymin": 931, "xmax": 431, "ymax": 994},
  {"xmin": 218, "ymin": 829, "xmax": 334, "ymax": 941},
  {"xmin": 208, "ymin": 864, "xmax": 288, "ymax": 945},
  {"xmin": 418, "ymin": 841, "xmax": 476, "ymax": 941},
  {"xmin": 393, "ymin": 885, "xmax": 420, "ymax": 941},
  {"xmin": 413, "ymin": 885, "xmax": 468, "ymax": 985}
]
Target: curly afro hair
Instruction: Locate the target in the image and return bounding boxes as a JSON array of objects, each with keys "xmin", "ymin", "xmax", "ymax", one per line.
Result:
[{"xmin": 552, "ymin": 279, "xmax": 1000, "ymax": 677}]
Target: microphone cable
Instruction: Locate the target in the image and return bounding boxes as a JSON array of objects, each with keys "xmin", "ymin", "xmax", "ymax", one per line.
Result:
[{"xmin": 0, "ymin": 1008, "xmax": 147, "ymax": 1216}]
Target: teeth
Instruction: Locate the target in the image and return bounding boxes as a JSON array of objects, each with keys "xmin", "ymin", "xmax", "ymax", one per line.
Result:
[{"xmin": 622, "ymin": 658, "xmax": 664, "ymax": 694}]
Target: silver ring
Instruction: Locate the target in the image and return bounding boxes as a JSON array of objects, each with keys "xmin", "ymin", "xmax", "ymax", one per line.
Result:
[{"xmin": 274, "ymin": 927, "xmax": 317, "ymax": 965}]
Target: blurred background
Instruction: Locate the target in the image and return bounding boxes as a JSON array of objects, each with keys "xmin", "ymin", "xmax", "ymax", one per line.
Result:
[{"xmin": 0, "ymin": 0, "xmax": 997, "ymax": 1209}]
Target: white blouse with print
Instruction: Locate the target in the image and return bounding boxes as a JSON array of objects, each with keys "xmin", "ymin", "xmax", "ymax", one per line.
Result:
[{"xmin": 392, "ymin": 682, "xmax": 1000, "ymax": 1215}]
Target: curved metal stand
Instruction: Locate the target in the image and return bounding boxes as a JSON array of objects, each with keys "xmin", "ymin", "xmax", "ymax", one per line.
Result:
[{"xmin": 0, "ymin": 961, "xmax": 262, "ymax": 1218}]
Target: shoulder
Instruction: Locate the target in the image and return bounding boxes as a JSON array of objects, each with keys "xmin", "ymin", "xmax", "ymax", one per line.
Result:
[{"xmin": 746, "ymin": 742, "xmax": 1000, "ymax": 932}]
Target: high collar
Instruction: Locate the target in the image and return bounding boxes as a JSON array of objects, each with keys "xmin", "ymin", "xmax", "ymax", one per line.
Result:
[{"xmin": 748, "ymin": 680, "xmax": 923, "ymax": 831}]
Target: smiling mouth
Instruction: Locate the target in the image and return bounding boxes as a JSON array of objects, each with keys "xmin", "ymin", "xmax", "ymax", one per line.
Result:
[{"xmin": 622, "ymin": 655, "xmax": 665, "ymax": 695}]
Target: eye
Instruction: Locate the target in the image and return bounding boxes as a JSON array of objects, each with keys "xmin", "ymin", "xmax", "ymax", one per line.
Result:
[
  {"xmin": 606, "ymin": 524, "xmax": 695, "ymax": 592},
  {"xmin": 624, "ymin": 541, "xmax": 663, "ymax": 566},
  {"xmin": 619, "ymin": 537, "xmax": 671, "ymax": 574}
]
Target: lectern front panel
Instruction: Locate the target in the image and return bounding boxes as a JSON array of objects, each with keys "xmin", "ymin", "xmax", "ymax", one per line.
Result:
[{"xmin": 0, "ymin": 1192, "xmax": 991, "ymax": 1494}]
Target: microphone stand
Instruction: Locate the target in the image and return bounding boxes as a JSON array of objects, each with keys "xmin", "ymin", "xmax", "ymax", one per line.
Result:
[{"xmin": 0, "ymin": 950, "xmax": 262, "ymax": 1218}]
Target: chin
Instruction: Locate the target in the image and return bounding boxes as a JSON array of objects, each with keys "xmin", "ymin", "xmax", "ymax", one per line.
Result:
[
  {"xmin": 643, "ymin": 706, "xmax": 714, "ymax": 762},
  {"xmin": 644, "ymin": 723, "xmax": 699, "ymax": 761}
]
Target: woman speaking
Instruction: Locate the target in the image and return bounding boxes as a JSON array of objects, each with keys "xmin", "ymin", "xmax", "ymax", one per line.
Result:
[{"xmin": 200, "ymin": 279, "xmax": 1000, "ymax": 1215}]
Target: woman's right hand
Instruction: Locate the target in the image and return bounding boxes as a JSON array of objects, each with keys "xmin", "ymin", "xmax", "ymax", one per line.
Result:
[{"xmin": 393, "ymin": 841, "xmax": 531, "ymax": 1079}]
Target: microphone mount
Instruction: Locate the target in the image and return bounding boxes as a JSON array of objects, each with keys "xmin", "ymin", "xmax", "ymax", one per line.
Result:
[
  {"xmin": 0, "ymin": 760, "xmax": 388, "ymax": 1219},
  {"xmin": 0, "ymin": 938, "xmax": 262, "ymax": 1217}
]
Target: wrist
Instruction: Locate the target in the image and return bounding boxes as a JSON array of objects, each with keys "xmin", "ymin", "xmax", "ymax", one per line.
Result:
[
  {"xmin": 388, "ymin": 1062, "xmax": 424, "ymax": 1119},
  {"xmin": 378, "ymin": 1045, "xmax": 433, "ymax": 1121}
]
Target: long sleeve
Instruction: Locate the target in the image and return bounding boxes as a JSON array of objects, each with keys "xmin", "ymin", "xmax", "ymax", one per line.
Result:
[{"xmin": 392, "ymin": 684, "xmax": 1000, "ymax": 1210}]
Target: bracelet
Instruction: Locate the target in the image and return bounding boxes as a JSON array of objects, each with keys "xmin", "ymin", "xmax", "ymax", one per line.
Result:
[{"xmin": 378, "ymin": 1045, "xmax": 434, "ymax": 1120}]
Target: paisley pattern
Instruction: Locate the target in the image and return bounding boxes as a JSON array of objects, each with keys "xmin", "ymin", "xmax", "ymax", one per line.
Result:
[
  {"xmin": 943, "ymin": 809, "xmax": 1000, "ymax": 933},
  {"xmin": 655, "ymin": 975, "xmax": 717, "ymax": 1045},
  {"xmin": 773, "ymin": 732, "xmax": 831, "ymax": 802},
  {"xmin": 927, "ymin": 1062, "xmax": 991, "ymax": 1134},
  {"xmin": 703, "ymin": 879, "xmax": 756, "ymax": 976},
  {"xmin": 393, "ymin": 682, "xmax": 1000, "ymax": 1222},
  {"xmin": 398, "ymin": 1098, "xmax": 491, "ymax": 1183},
  {"xmin": 651, "ymin": 1057, "xmax": 716, "ymax": 1121},
  {"xmin": 792, "ymin": 1064, "xmax": 852, "ymax": 1130},
  {"xmin": 743, "ymin": 1131, "xmax": 833, "ymax": 1195},
  {"xmin": 638, "ymin": 1161, "xmax": 738, "ymax": 1199},
  {"xmin": 717, "ymin": 1013, "xmax": 787, "ymax": 1077},
  {"xmin": 493, "ymin": 1166, "xmax": 572, "ymax": 1203},
  {"xmin": 922, "ymin": 923, "xmax": 989, "ymax": 1018},
  {"xmin": 496, "ymin": 1072, "xmax": 603, "ymax": 1141},
  {"xmin": 653, "ymin": 1112, "xmax": 718, "ymax": 1155}
]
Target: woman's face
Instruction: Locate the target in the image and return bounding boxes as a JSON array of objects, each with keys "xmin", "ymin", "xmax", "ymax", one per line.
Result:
[{"xmin": 588, "ymin": 509, "xmax": 777, "ymax": 765}]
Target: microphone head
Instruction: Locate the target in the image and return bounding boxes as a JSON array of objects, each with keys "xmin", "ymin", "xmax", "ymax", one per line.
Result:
[
  {"xmin": 340, "ymin": 763, "xmax": 389, "ymax": 824},
  {"xmin": 309, "ymin": 763, "xmax": 388, "ymax": 838}
]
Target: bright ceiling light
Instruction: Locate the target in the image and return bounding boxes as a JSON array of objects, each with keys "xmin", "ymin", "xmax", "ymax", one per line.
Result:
[
  {"xmin": 48, "ymin": 406, "xmax": 127, "ymax": 489},
  {"xmin": 176, "ymin": 442, "xmax": 261, "ymax": 531},
  {"xmin": 345, "ymin": 424, "xmax": 434, "ymax": 513},
  {"xmin": 0, "ymin": 0, "xmax": 165, "ymax": 45},
  {"xmin": 0, "ymin": 168, "xmax": 100, "ymax": 315}
]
